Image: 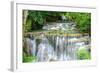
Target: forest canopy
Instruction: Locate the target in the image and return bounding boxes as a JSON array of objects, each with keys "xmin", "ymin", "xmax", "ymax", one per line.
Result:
[{"xmin": 23, "ymin": 10, "xmax": 91, "ymax": 34}]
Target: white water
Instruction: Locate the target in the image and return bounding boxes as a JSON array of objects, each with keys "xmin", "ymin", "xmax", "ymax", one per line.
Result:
[
  {"xmin": 25, "ymin": 38, "xmax": 36, "ymax": 56},
  {"xmin": 25, "ymin": 34, "xmax": 90, "ymax": 62},
  {"xmin": 37, "ymin": 36, "xmax": 54, "ymax": 61},
  {"xmin": 25, "ymin": 22, "xmax": 90, "ymax": 62}
]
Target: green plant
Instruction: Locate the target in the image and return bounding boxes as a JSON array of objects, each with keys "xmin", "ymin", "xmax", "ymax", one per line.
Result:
[
  {"xmin": 23, "ymin": 10, "xmax": 65, "ymax": 32},
  {"xmin": 24, "ymin": 18, "xmax": 32, "ymax": 32},
  {"xmin": 23, "ymin": 52, "xmax": 38, "ymax": 63},
  {"xmin": 77, "ymin": 48, "xmax": 91, "ymax": 60},
  {"xmin": 65, "ymin": 12, "xmax": 91, "ymax": 34},
  {"xmin": 23, "ymin": 10, "xmax": 91, "ymax": 35}
]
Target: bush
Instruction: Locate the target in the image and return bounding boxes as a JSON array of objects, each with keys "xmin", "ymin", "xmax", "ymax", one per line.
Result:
[
  {"xmin": 23, "ymin": 53, "xmax": 38, "ymax": 62},
  {"xmin": 77, "ymin": 48, "xmax": 91, "ymax": 60},
  {"xmin": 65, "ymin": 12, "xmax": 91, "ymax": 34}
]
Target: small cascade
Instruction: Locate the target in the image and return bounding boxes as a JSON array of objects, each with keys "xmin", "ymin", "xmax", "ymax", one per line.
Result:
[
  {"xmin": 24, "ymin": 22, "xmax": 90, "ymax": 62},
  {"xmin": 37, "ymin": 34, "xmax": 54, "ymax": 61},
  {"xmin": 31, "ymin": 38, "xmax": 36, "ymax": 56},
  {"xmin": 25, "ymin": 36, "xmax": 36, "ymax": 56}
]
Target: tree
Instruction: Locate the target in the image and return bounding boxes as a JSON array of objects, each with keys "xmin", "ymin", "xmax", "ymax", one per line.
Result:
[
  {"xmin": 65, "ymin": 12, "xmax": 91, "ymax": 34},
  {"xmin": 24, "ymin": 10, "xmax": 64, "ymax": 32}
]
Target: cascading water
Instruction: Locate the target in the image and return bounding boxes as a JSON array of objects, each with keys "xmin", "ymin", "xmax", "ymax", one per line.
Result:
[
  {"xmin": 31, "ymin": 38, "xmax": 36, "ymax": 56},
  {"xmin": 56, "ymin": 36, "xmax": 67, "ymax": 61},
  {"xmin": 24, "ymin": 22, "xmax": 90, "ymax": 62},
  {"xmin": 25, "ymin": 34, "xmax": 90, "ymax": 61},
  {"xmin": 37, "ymin": 34, "xmax": 55, "ymax": 61},
  {"xmin": 25, "ymin": 36, "xmax": 36, "ymax": 56}
]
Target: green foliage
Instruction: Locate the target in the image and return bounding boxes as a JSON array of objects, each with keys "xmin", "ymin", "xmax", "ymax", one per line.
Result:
[
  {"xmin": 28, "ymin": 11, "xmax": 62, "ymax": 24},
  {"xmin": 26, "ymin": 11, "xmax": 64, "ymax": 30},
  {"xmin": 77, "ymin": 48, "xmax": 91, "ymax": 60},
  {"xmin": 28, "ymin": 11, "xmax": 45, "ymax": 24},
  {"xmin": 23, "ymin": 10, "xmax": 91, "ymax": 34},
  {"xmin": 23, "ymin": 55, "xmax": 38, "ymax": 63},
  {"xmin": 24, "ymin": 18, "xmax": 32, "ymax": 32},
  {"xmin": 65, "ymin": 12, "xmax": 91, "ymax": 33},
  {"xmin": 23, "ymin": 50, "xmax": 38, "ymax": 63}
]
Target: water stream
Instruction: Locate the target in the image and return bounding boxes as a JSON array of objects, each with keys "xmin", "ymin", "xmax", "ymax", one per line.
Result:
[
  {"xmin": 25, "ymin": 34, "xmax": 90, "ymax": 62},
  {"xmin": 24, "ymin": 22, "xmax": 90, "ymax": 62}
]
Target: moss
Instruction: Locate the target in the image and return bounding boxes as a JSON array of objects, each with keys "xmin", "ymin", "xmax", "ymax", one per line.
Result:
[
  {"xmin": 23, "ymin": 55, "xmax": 38, "ymax": 63},
  {"xmin": 77, "ymin": 48, "xmax": 91, "ymax": 60}
]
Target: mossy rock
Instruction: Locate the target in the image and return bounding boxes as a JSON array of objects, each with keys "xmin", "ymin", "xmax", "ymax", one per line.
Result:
[
  {"xmin": 23, "ymin": 55, "xmax": 38, "ymax": 63},
  {"xmin": 77, "ymin": 47, "xmax": 91, "ymax": 60}
]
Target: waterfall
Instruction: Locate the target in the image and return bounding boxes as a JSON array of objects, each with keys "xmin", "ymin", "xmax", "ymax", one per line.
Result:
[
  {"xmin": 37, "ymin": 35, "xmax": 54, "ymax": 61},
  {"xmin": 36, "ymin": 35, "xmax": 84, "ymax": 61},
  {"xmin": 55, "ymin": 36, "xmax": 59, "ymax": 59},
  {"xmin": 55, "ymin": 36, "xmax": 75, "ymax": 61},
  {"xmin": 31, "ymin": 38, "xmax": 36, "ymax": 56},
  {"xmin": 24, "ymin": 22, "xmax": 90, "ymax": 62},
  {"xmin": 25, "ymin": 36, "xmax": 36, "ymax": 56},
  {"xmin": 57, "ymin": 36, "xmax": 66, "ymax": 61},
  {"xmin": 25, "ymin": 33, "xmax": 90, "ymax": 62}
]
